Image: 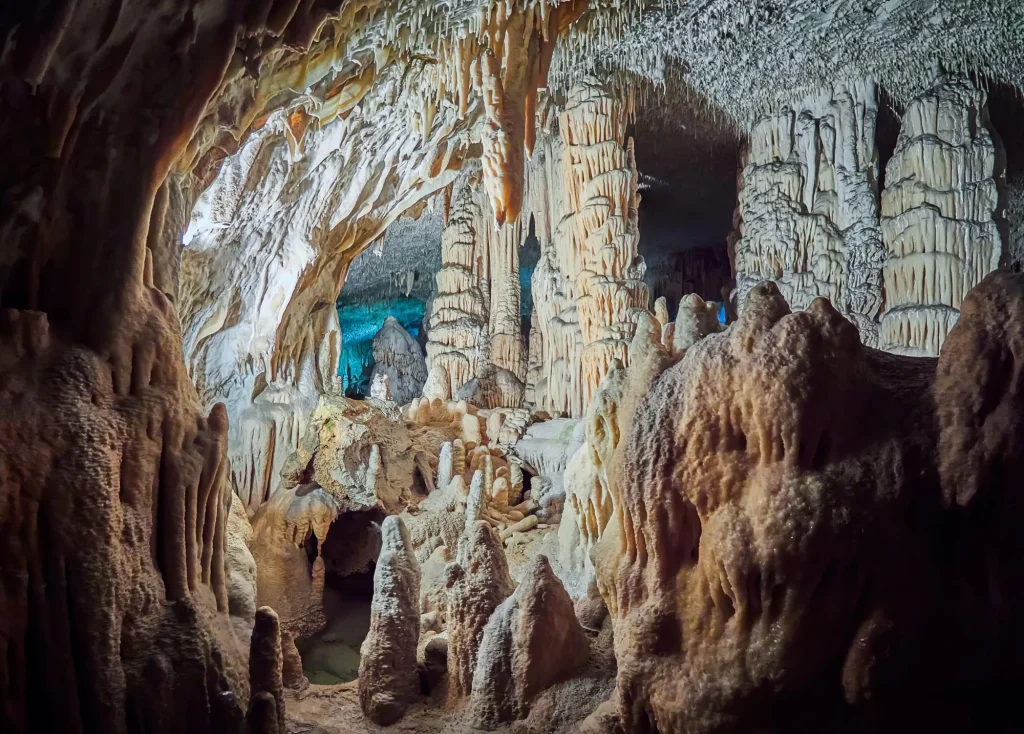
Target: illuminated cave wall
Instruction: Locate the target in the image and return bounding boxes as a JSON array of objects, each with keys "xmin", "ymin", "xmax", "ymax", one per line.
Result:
[{"xmin": 337, "ymin": 299, "xmax": 427, "ymax": 397}]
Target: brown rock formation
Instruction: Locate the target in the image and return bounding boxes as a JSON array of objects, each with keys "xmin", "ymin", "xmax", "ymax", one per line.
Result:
[
  {"xmin": 445, "ymin": 520, "xmax": 516, "ymax": 697},
  {"xmin": 359, "ymin": 515, "xmax": 422, "ymax": 725},
  {"xmin": 469, "ymin": 554, "xmax": 590, "ymax": 728},
  {"xmin": 595, "ymin": 273, "xmax": 1024, "ymax": 732},
  {"xmin": 880, "ymin": 75, "xmax": 1006, "ymax": 355},
  {"xmin": 249, "ymin": 607, "xmax": 286, "ymax": 734}
]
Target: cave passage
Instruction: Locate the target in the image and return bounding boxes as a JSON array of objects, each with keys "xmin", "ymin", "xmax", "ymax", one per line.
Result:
[
  {"xmin": 296, "ymin": 566, "xmax": 375, "ymax": 685},
  {"xmin": 297, "ymin": 509, "xmax": 384, "ymax": 684}
]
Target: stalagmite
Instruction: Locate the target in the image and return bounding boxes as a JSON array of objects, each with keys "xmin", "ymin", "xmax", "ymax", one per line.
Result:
[
  {"xmin": 359, "ymin": 516, "xmax": 422, "ymax": 725},
  {"xmin": 370, "ymin": 372, "xmax": 392, "ymax": 401},
  {"xmin": 469, "ymin": 555, "xmax": 590, "ymax": 727},
  {"xmin": 437, "ymin": 441, "xmax": 455, "ymax": 490},
  {"xmin": 249, "ymin": 607, "xmax": 286, "ymax": 734},
  {"xmin": 673, "ymin": 293, "xmax": 724, "ymax": 354},
  {"xmin": 880, "ymin": 75, "xmax": 1005, "ymax": 355},
  {"xmin": 422, "ymin": 365, "xmax": 452, "ymax": 401},
  {"xmin": 733, "ymin": 81, "xmax": 884, "ymax": 345},
  {"xmin": 445, "ymin": 520, "xmax": 515, "ymax": 697},
  {"xmin": 371, "ymin": 316, "xmax": 428, "ymax": 404}
]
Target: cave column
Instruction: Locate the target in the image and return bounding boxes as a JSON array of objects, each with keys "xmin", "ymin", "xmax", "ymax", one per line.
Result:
[
  {"xmin": 559, "ymin": 79, "xmax": 648, "ymax": 410},
  {"xmin": 426, "ymin": 177, "xmax": 491, "ymax": 397},
  {"xmin": 879, "ymin": 75, "xmax": 1005, "ymax": 355},
  {"xmin": 484, "ymin": 216, "xmax": 525, "ymax": 382},
  {"xmin": 732, "ymin": 81, "xmax": 884, "ymax": 345}
]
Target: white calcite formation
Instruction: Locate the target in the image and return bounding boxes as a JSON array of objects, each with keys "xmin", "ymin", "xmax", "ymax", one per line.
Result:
[
  {"xmin": 359, "ymin": 515, "xmax": 422, "ymax": 726},
  {"xmin": 425, "ymin": 172, "xmax": 526, "ymax": 409},
  {"xmin": 370, "ymin": 316, "xmax": 427, "ymax": 405},
  {"xmin": 733, "ymin": 81, "xmax": 885, "ymax": 346},
  {"xmin": 427, "ymin": 178, "xmax": 491, "ymax": 398},
  {"xmin": 528, "ymin": 80, "xmax": 649, "ymax": 417},
  {"xmin": 880, "ymin": 75, "xmax": 1006, "ymax": 355}
]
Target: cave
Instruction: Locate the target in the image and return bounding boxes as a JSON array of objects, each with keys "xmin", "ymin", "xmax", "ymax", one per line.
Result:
[
  {"xmin": 296, "ymin": 509, "xmax": 383, "ymax": 685},
  {"xmin": 3, "ymin": 3, "xmax": 1024, "ymax": 734}
]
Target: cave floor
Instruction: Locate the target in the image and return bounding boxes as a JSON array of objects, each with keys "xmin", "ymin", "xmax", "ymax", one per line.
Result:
[{"xmin": 297, "ymin": 586, "xmax": 373, "ymax": 685}]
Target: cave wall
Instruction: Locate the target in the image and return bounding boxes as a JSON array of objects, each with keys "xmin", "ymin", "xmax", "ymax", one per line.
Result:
[{"xmin": 179, "ymin": 73, "xmax": 478, "ymax": 514}]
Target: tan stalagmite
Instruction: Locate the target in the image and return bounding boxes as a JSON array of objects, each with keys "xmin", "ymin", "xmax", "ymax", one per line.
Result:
[
  {"xmin": 880, "ymin": 75, "xmax": 1005, "ymax": 355},
  {"xmin": 445, "ymin": 520, "xmax": 516, "ymax": 698},
  {"xmin": 468, "ymin": 555, "xmax": 590, "ymax": 727},
  {"xmin": 733, "ymin": 81, "xmax": 885, "ymax": 345},
  {"xmin": 359, "ymin": 516, "xmax": 422, "ymax": 726}
]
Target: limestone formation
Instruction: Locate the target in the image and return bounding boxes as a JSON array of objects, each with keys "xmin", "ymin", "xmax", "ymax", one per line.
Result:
[
  {"xmin": 733, "ymin": 81, "xmax": 885, "ymax": 346},
  {"xmin": 880, "ymin": 75, "xmax": 1005, "ymax": 355},
  {"xmin": 249, "ymin": 607, "xmax": 286, "ymax": 734},
  {"xmin": 371, "ymin": 316, "xmax": 428, "ymax": 404},
  {"xmin": 369, "ymin": 372, "xmax": 392, "ymax": 401},
  {"xmin": 227, "ymin": 492, "xmax": 259, "ymax": 634},
  {"xmin": 250, "ymin": 483, "xmax": 340, "ymax": 632},
  {"xmin": 529, "ymin": 79, "xmax": 649, "ymax": 417},
  {"xmin": 593, "ymin": 275, "xmax": 1024, "ymax": 732},
  {"xmin": 282, "ymin": 394, "xmax": 447, "ymax": 514},
  {"xmin": 426, "ymin": 173, "xmax": 526, "ymax": 408},
  {"xmin": 427, "ymin": 178, "xmax": 492, "ymax": 398},
  {"xmin": 445, "ymin": 520, "xmax": 516, "ymax": 697},
  {"xmin": 5, "ymin": 3, "xmax": 1024, "ymax": 734},
  {"xmin": 469, "ymin": 555, "xmax": 590, "ymax": 727},
  {"xmin": 359, "ymin": 516, "xmax": 422, "ymax": 725}
]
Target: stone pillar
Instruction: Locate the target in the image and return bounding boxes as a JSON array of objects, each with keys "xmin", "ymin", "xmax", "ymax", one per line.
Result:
[
  {"xmin": 733, "ymin": 81, "xmax": 884, "ymax": 345},
  {"xmin": 880, "ymin": 75, "xmax": 1005, "ymax": 355}
]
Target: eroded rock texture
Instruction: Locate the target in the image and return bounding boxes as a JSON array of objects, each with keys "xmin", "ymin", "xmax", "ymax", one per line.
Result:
[
  {"xmin": 428, "ymin": 178, "xmax": 492, "ymax": 397},
  {"xmin": 359, "ymin": 516, "xmax": 421, "ymax": 725},
  {"xmin": 180, "ymin": 88, "xmax": 476, "ymax": 514},
  {"xmin": 425, "ymin": 172, "xmax": 526, "ymax": 408},
  {"xmin": 594, "ymin": 274, "xmax": 1024, "ymax": 733},
  {"xmin": 733, "ymin": 81, "xmax": 885, "ymax": 345},
  {"xmin": 445, "ymin": 520, "xmax": 516, "ymax": 698},
  {"xmin": 880, "ymin": 75, "xmax": 1006, "ymax": 355}
]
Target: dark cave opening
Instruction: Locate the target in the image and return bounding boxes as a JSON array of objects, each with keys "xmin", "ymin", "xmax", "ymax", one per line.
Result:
[
  {"xmin": 296, "ymin": 509, "xmax": 384, "ymax": 685},
  {"xmin": 520, "ymin": 215, "xmax": 540, "ymax": 347},
  {"xmin": 630, "ymin": 102, "xmax": 741, "ymax": 317}
]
